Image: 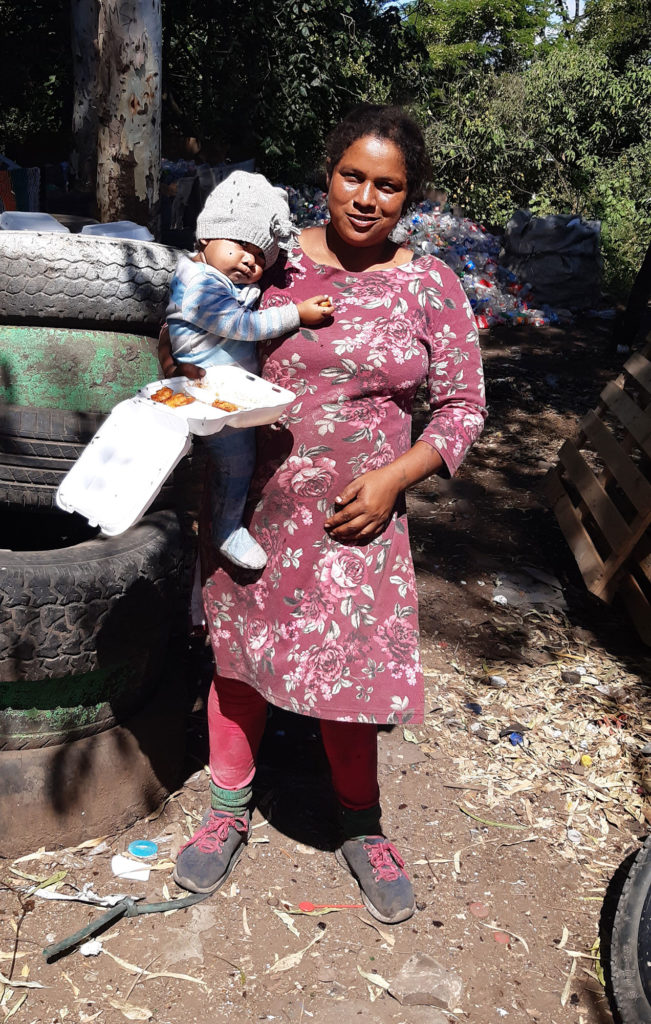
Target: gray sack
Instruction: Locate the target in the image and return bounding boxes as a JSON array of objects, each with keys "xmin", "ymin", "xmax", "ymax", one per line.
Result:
[{"xmin": 501, "ymin": 209, "xmax": 602, "ymax": 309}]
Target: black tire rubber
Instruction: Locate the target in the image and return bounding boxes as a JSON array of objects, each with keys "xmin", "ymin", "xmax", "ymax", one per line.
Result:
[
  {"xmin": 0, "ymin": 509, "xmax": 187, "ymax": 749},
  {"xmin": 0, "ymin": 232, "xmax": 184, "ymax": 332},
  {"xmin": 0, "ymin": 405, "xmax": 192, "ymax": 510},
  {"xmin": 611, "ymin": 834, "xmax": 651, "ymax": 1023},
  {"xmin": 0, "ymin": 406, "xmax": 106, "ymax": 508}
]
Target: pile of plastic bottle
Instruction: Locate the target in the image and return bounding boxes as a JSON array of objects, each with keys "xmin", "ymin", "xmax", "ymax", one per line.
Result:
[
  {"xmin": 286, "ymin": 187, "xmax": 567, "ymax": 329},
  {"xmin": 285, "ymin": 185, "xmax": 330, "ymax": 227},
  {"xmin": 397, "ymin": 202, "xmax": 567, "ymax": 329},
  {"xmin": 162, "ymin": 170, "xmax": 579, "ymax": 328}
]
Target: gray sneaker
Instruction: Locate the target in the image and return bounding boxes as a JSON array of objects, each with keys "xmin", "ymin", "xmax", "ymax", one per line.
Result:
[
  {"xmin": 173, "ymin": 809, "xmax": 250, "ymax": 894},
  {"xmin": 335, "ymin": 835, "xmax": 415, "ymax": 924}
]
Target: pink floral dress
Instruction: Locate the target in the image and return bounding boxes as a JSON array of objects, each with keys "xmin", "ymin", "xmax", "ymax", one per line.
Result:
[{"xmin": 202, "ymin": 248, "xmax": 486, "ymax": 725}]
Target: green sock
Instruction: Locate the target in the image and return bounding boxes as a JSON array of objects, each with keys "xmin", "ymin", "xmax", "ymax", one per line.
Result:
[
  {"xmin": 339, "ymin": 802, "xmax": 382, "ymax": 841},
  {"xmin": 210, "ymin": 780, "xmax": 252, "ymax": 816}
]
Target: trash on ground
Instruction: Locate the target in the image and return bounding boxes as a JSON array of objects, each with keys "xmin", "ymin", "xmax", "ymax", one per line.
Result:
[
  {"xmin": 34, "ymin": 884, "xmax": 138, "ymax": 908},
  {"xmin": 388, "ymin": 951, "xmax": 464, "ymax": 1008},
  {"xmin": 297, "ymin": 900, "xmax": 364, "ymax": 912},
  {"xmin": 107, "ymin": 998, "xmax": 152, "ymax": 1021},
  {"xmin": 357, "ymin": 965, "xmax": 391, "ymax": 990},
  {"xmin": 481, "ymin": 674, "xmax": 507, "ymax": 688},
  {"xmin": 111, "ymin": 855, "xmax": 151, "ymax": 882},
  {"xmin": 79, "ymin": 939, "xmax": 103, "ymax": 957},
  {"xmin": 266, "ymin": 928, "xmax": 325, "ymax": 973},
  {"xmin": 127, "ymin": 840, "xmax": 158, "ymax": 860},
  {"xmin": 492, "ymin": 567, "xmax": 567, "ymax": 612}
]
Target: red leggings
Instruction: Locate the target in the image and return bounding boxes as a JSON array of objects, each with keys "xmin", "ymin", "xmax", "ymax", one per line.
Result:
[{"xmin": 208, "ymin": 674, "xmax": 379, "ymax": 811}]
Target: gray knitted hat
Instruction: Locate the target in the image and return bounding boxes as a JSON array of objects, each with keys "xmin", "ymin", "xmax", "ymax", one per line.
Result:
[{"xmin": 195, "ymin": 170, "xmax": 295, "ymax": 268}]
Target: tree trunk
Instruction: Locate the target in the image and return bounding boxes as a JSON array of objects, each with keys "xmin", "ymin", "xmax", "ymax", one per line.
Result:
[
  {"xmin": 70, "ymin": 0, "xmax": 101, "ymax": 198},
  {"xmin": 96, "ymin": 0, "xmax": 162, "ymax": 237}
]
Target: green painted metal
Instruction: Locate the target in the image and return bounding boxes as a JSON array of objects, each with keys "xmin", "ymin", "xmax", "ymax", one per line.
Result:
[{"xmin": 0, "ymin": 326, "xmax": 160, "ymax": 412}]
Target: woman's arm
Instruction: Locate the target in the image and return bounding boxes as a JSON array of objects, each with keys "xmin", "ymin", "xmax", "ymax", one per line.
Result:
[
  {"xmin": 324, "ymin": 441, "xmax": 443, "ymax": 542},
  {"xmin": 325, "ymin": 262, "xmax": 486, "ymax": 543}
]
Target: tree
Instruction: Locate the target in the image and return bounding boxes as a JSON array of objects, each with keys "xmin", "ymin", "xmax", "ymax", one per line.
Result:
[
  {"xmin": 0, "ymin": 1, "xmax": 71, "ymax": 158},
  {"xmin": 409, "ymin": 0, "xmax": 553, "ymax": 79},
  {"xmin": 162, "ymin": 0, "xmax": 430, "ymax": 181},
  {"xmin": 419, "ymin": 39, "xmax": 651, "ymax": 294},
  {"xmin": 582, "ymin": 0, "xmax": 651, "ymax": 67},
  {"xmin": 95, "ymin": 0, "xmax": 162, "ymax": 234}
]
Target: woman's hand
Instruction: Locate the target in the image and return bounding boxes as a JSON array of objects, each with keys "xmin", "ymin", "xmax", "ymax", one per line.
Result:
[
  {"xmin": 324, "ymin": 443, "xmax": 446, "ymax": 544},
  {"xmin": 324, "ymin": 465, "xmax": 402, "ymax": 543},
  {"xmin": 158, "ymin": 323, "xmax": 206, "ymax": 380}
]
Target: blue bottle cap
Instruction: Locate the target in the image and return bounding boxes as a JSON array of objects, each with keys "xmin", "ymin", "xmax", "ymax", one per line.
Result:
[{"xmin": 128, "ymin": 839, "xmax": 158, "ymax": 859}]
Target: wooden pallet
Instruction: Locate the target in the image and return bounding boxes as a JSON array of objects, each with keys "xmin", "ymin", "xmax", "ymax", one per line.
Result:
[{"xmin": 545, "ymin": 340, "xmax": 651, "ymax": 643}]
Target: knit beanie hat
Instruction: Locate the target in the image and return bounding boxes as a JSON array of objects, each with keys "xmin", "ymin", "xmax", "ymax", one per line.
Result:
[{"xmin": 195, "ymin": 170, "xmax": 295, "ymax": 268}]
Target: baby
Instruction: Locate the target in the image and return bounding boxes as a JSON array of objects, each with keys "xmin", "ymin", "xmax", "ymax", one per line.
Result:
[{"xmin": 167, "ymin": 170, "xmax": 333, "ymax": 570}]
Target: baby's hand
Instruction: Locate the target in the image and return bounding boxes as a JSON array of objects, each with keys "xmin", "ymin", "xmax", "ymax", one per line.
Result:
[{"xmin": 297, "ymin": 295, "xmax": 334, "ymax": 327}]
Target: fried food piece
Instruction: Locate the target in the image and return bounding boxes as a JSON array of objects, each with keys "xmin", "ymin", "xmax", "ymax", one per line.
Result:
[
  {"xmin": 212, "ymin": 399, "xmax": 239, "ymax": 412},
  {"xmin": 151, "ymin": 386, "xmax": 173, "ymax": 403},
  {"xmin": 165, "ymin": 393, "xmax": 195, "ymax": 407}
]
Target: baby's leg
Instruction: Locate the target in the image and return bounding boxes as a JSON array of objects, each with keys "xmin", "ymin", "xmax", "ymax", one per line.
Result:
[{"xmin": 203, "ymin": 426, "xmax": 267, "ymax": 570}]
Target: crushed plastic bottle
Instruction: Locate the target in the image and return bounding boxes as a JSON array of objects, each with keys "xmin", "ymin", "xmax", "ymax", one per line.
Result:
[{"xmin": 286, "ymin": 190, "xmax": 572, "ymax": 330}]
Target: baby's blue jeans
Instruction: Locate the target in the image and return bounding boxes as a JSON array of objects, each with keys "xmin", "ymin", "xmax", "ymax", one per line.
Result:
[{"xmin": 203, "ymin": 425, "xmax": 256, "ymax": 548}]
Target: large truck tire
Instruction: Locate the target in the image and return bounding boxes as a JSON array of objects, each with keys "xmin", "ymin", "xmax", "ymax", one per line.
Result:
[
  {"xmin": 0, "ymin": 509, "xmax": 187, "ymax": 749},
  {"xmin": 0, "ymin": 406, "xmax": 105, "ymax": 508},
  {"xmin": 610, "ymin": 834, "xmax": 651, "ymax": 1023},
  {"xmin": 0, "ymin": 232, "xmax": 184, "ymax": 333},
  {"xmin": 0, "ymin": 325, "xmax": 162, "ymax": 413},
  {"xmin": 0, "ymin": 404, "xmax": 197, "ymax": 511}
]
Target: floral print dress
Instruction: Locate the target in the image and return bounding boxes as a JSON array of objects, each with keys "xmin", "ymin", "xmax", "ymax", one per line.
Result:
[{"xmin": 202, "ymin": 248, "xmax": 486, "ymax": 725}]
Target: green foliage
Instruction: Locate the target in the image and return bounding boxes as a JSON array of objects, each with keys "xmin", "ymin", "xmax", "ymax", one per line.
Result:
[
  {"xmin": 162, "ymin": 0, "xmax": 430, "ymax": 181},
  {"xmin": 586, "ymin": 140, "xmax": 651, "ymax": 296},
  {"xmin": 409, "ymin": 0, "xmax": 553, "ymax": 77},
  {"xmin": 582, "ymin": 0, "xmax": 651, "ymax": 67},
  {"xmin": 420, "ymin": 41, "xmax": 651, "ymax": 295},
  {"xmin": 0, "ymin": 1, "xmax": 71, "ymax": 154}
]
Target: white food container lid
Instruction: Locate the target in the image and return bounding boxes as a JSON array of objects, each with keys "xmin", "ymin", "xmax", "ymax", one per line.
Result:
[
  {"xmin": 0, "ymin": 211, "xmax": 70, "ymax": 232},
  {"xmin": 56, "ymin": 396, "xmax": 192, "ymax": 536},
  {"xmin": 80, "ymin": 220, "xmax": 155, "ymax": 241},
  {"xmin": 56, "ymin": 365, "xmax": 296, "ymax": 536}
]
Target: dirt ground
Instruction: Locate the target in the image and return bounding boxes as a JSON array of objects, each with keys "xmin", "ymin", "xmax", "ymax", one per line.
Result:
[{"xmin": 2, "ymin": 320, "xmax": 650, "ymax": 1024}]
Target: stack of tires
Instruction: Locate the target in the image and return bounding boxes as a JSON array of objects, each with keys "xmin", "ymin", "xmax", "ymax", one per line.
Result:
[{"xmin": 0, "ymin": 232, "xmax": 194, "ymax": 857}]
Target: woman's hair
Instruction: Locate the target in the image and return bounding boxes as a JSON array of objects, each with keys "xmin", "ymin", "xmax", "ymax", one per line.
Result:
[{"xmin": 325, "ymin": 104, "xmax": 429, "ymax": 209}]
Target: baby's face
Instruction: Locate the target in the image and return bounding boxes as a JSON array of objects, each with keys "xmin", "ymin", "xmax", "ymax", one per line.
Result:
[{"xmin": 200, "ymin": 238, "xmax": 265, "ymax": 284}]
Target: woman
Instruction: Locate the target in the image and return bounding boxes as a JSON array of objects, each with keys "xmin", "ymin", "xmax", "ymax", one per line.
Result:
[{"xmin": 163, "ymin": 105, "xmax": 486, "ymax": 925}]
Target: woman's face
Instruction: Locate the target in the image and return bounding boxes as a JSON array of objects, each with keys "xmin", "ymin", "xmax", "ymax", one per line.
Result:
[{"xmin": 327, "ymin": 135, "xmax": 408, "ymax": 249}]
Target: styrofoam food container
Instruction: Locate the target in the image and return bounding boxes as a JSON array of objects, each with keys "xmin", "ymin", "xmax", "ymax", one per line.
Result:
[
  {"xmin": 139, "ymin": 364, "xmax": 296, "ymax": 435},
  {"xmin": 81, "ymin": 220, "xmax": 155, "ymax": 241},
  {"xmin": 56, "ymin": 366, "xmax": 296, "ymax": 536},
  {"xmin": 56, "ymin": 397, "xmax": 192, "ymax": 536},
  {"xmin": 0, "ymin": 211, "xmax": 70, "ymax": 232}
]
